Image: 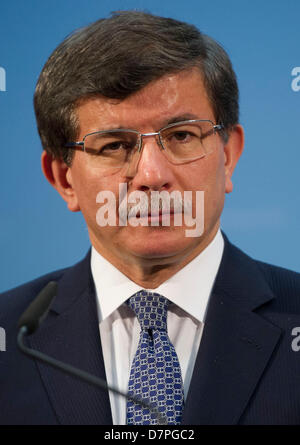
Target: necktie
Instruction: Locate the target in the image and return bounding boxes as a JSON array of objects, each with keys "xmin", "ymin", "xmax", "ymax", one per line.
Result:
[{"xmin": 126, "ymin": 290, "xmax": 184, "ymax": 425}]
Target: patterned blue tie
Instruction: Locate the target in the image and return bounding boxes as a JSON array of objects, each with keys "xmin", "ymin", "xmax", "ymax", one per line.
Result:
[{"xmin": 126, "ymin": 290, "xmax": 184, "ymax": 425}]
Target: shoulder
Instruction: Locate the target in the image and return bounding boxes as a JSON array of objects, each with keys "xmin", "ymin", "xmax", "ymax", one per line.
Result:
[
  {"xmin": 224, "ymin": 232, "xmax": 300, "ymax": 293},
  {"xmin": 221, "ymin": 232, "xmax": 300, "ymax": 313},
  {"xmin": 0, "ymin": 268, "xmax": 68, "ymax": 324},
  {"xmin": 0, "ymin": 250, "xmax": 92, "ymax": 328},
  {"xmin": 255, "ymin": 258, "xmax": 300, "ymax": 286},
  {"xmin": 254, "ymin": 259, "xmax": 300, "ymax": 311}
]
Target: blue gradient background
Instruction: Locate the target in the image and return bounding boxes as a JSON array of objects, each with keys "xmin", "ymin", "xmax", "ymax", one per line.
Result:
[{"xmin": 0, "ymin": 0, "xmax": 299, "ymax": 292}]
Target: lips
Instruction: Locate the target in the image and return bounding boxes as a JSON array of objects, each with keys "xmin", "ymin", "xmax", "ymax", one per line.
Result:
[
  {"xmin": 129, "ymin": 208, "xmax": 176, "ymax": 219},
  {"xmin": 146, "ymin": 209, "xmax": 174, "ymax": 217},
  {"xmin": 122, "ymin": 191, "xmax": 189, "ymax": 221}
]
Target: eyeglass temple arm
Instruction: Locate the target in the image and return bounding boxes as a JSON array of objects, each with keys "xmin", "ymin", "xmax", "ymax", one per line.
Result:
[
  {"xmin": 65, "ymin": 142, "xmax": 84, "ymax": 149},
  {"xmin": 214, "ymin": 124, "xmax": 224, "ymax": 131}
]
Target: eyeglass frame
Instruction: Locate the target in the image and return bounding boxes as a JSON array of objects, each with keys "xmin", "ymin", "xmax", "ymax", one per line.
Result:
[{"xmin": 64, "ymin": 118, "xmax": 224, "ymax": 164}]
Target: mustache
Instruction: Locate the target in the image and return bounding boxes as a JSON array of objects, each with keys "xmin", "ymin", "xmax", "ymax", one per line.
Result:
[{"xmin": 118, "ymin": 191, "xmax": 193, "ymax": 219}]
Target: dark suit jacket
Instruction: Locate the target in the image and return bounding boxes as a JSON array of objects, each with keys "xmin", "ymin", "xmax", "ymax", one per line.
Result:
[{"xmin": 1, "ymin": 233, "xmax": 300, "ymax": 425}]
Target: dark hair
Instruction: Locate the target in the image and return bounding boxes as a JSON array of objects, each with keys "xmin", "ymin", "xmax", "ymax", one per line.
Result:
[{"xmin": 34, "ymin": 10, "xmax": 239, "ymax": 164}]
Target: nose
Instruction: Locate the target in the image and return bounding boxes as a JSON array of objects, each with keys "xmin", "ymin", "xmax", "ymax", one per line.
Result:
[{"xmin": 125, "ymin": 134, "xmax": 174, "ymax": 191}]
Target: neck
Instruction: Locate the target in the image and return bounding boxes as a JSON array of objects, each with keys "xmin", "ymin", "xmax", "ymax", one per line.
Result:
[{"xmin": 90, "ymin": 225, "xmax": 219, "ymax": 288}]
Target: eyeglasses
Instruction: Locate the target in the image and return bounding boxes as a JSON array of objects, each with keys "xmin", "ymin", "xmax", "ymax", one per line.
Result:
[{"xmin": 65, "ymin": 119, "xmax": 224, "ymax": 170}]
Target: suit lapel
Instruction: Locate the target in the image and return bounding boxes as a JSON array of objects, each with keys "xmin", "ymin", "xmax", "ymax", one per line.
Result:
[
  {"xmin": 28, "ymin": 252, "xmax": 113, "ymax": 425},
  {"xmin": 182, "ymin": 234, "xmax": 282, "ymax": 425}
]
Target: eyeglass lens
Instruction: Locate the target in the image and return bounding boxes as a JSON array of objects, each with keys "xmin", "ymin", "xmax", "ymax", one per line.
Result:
[{"xmin": 83, "ymin": 121, "xmax": 217, "ymax": 169}]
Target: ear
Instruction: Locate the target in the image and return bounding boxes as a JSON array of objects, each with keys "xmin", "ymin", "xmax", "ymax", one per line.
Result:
[
  {"xmin": 41, "ymin": 150, "xmax": 80, "ymax": 212},
  {"xmin": 223, "ymin": 124, "xmax": 244, "ymax": 194}
]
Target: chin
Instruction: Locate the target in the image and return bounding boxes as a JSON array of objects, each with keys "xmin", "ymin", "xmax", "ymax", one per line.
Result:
[{"xmin": 124, "ymin": 228, "xmax": 197, "ymax": 259}]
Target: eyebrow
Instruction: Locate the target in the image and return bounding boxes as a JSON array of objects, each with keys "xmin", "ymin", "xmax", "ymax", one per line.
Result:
[
  {"xmin": 89, "ymin": 113, "xmax": 201, "ymax": 134},
  {"xmin": 164, "ymin": 113, "xmax": 200, "ymax": 126}
]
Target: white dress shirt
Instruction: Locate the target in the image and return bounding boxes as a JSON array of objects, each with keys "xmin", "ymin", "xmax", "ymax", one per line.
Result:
[{"xmin": 91, "ymin": 228, "xmax": 224, "ymax": 425}]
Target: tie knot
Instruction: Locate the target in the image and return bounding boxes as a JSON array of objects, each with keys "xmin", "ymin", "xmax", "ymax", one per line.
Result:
[{"xmin": 127, "ymin": 291, "xmax": 169, "ymax": 331}]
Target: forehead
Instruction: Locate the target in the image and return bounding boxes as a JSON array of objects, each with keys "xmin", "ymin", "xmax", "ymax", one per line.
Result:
[{"xmin": 75, "ymin": 68, "xmax": 215, "ymax": 134}]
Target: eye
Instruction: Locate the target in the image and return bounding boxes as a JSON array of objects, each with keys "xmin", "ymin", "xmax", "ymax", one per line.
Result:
[
  {"xmin": 168, "ymin": 129, "xmax": 200, "ymax": 144},
  {"xmin": 99, "ymin": 141, "xmax": 133, "ymax": 153},
  {"xmin": 172, "ymin": 131, "xmax": 192, "ymax": 142}
]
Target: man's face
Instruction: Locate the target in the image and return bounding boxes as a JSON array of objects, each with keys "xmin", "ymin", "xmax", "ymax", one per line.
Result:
[{"xmin": 50, "ymin": 68, "xmax": 243, "ymax": 275}]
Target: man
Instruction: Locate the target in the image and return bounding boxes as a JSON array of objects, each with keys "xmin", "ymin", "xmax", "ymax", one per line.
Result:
[{"xmin": 1, "ymin": 11, "xmax": 300, "ymax": 425}]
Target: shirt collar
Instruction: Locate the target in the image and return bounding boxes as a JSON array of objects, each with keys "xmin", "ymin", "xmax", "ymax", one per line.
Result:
[{"xmin": 91, "ymin": 228, "xmax": 224, "ymax": 323}]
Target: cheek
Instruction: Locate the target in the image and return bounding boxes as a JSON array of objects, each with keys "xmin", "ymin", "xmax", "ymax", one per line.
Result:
[
  {"xmin": 179, "ymin": 151, "xmax": 224, "ymax": 191},
  {"xmin": 71, "ymin": 162, "xmax": 118, "ymax": 216},
  {"xmin": 206, "ymin": 153, "xmax": 226, "ymax": 217},
  {"xmin": 180, "ymin": 152, "xmax": 226, "ymax": 220}
]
